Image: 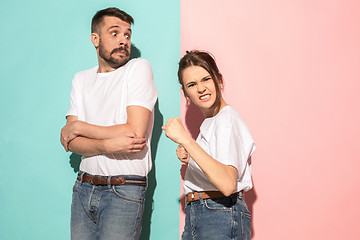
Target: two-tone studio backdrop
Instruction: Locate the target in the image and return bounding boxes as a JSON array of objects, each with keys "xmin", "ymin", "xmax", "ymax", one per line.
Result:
[{"xmin": 1, "ymin": 0, "xmax": 359, "ymax": 239}]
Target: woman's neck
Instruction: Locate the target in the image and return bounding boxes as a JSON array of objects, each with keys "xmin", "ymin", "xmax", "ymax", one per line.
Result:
[{"xmin": 202, "ymin": 97, "xmax": 227, "ymax": 118}]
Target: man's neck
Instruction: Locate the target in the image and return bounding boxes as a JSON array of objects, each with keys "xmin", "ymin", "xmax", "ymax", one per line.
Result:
[
  {"xmin": 97, "ymin": 65, "xmax": 117, "ymax": 73},
  {"xmin": 97, "ymin": 59, "xmax": 117, "ymax": 73}
]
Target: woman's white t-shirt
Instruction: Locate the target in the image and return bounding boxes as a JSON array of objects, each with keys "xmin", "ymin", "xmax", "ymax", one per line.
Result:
[{"xmin": 184, "ymin": 105, "xmax": 255, "ymax": 195}]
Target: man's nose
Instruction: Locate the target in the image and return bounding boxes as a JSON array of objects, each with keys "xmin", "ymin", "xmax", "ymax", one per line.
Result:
[{"xmin": 119, "ymin": 35, "xmax": 127, "ymax": 46}]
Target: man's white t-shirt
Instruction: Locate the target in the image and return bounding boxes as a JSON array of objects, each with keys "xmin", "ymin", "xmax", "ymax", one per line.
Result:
[
  {"xmin": 66, "ymin": 58, "xmax": 158, "ymax": 177},
  {"xmin": 184, "ymin": 105, "xmax": 255, "ymax": 195}
]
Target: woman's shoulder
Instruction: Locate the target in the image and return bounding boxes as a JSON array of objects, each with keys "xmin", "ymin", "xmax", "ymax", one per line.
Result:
[
  {"xmin": 213, "ymin": 106, "xmax": 252, "ymax": 133},
  {"xmin": 214, "ymin": 106, "xmax": 242, "ymax": 124},
  {"xmin": 215, "ymin": 106, "xmax": 255, "ymax": 145}
]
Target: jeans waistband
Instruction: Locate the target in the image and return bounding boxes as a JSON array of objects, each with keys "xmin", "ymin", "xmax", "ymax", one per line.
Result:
[
  {"xmin": 186, "ymin": 191, "xmax": 243, "ymax": 203},
  {"xmin": 77, "ymin": 172, "xmax": 147, "ymax": 186}
]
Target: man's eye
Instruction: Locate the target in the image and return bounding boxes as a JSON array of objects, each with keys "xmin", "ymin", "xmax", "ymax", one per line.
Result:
[
  {"xmin": 112, "ymin": 32, "xmax": 117, "ymax": 36},
  {"xmin": 125, "ymin": 35, "xmax": 130, "ymax": 39}
]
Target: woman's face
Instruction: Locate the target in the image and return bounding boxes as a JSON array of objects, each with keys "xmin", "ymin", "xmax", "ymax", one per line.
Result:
[{"xmin": 182, "ymin": 65, "xmax": 221, "ymax": 117}]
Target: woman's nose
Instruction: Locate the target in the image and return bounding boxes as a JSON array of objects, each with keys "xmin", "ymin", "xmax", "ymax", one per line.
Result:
[{"xmin": 197, "ymin": 83, "xmax": 206, "ymax": 93}]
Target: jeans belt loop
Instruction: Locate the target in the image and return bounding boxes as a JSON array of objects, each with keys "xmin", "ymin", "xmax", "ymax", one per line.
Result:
[
  {"xmin": 199, "ymin": 192, "xmax": 204, "ymax": 205},
  {"xmin": 107, "ymin": 176, "xmax": 111, "ymax": 189},
  {"xmin": 186, "ymin": 192, "xmax": 194, "ymax": 205},
  {"xmin": 79, "ymin": 172, "xmax": 85, "ymax": 185}
]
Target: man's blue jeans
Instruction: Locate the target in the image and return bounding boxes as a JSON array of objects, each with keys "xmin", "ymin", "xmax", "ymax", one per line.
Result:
[
  {"xmin": 71, "ymin": 173, "xmax": 146, "ymax": 240},
  {"xmin": 182, "ymin": 193, "xmax": 251, "ymax": 240}
]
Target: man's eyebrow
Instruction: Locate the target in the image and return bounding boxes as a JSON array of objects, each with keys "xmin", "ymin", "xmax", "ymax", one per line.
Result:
[{"xmin": 108, "ymin": 25, "xmax": 132, "ymax": 33}]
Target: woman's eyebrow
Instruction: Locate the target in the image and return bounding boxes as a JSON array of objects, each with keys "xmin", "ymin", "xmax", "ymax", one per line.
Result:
[{"xmin": 202, "ymin": 75, "xmax": 211, "ymax": 80}]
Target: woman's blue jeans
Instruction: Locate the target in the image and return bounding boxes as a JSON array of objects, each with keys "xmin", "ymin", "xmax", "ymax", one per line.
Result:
[
  {"xmin": 71, "ymin": 175, "xmax": 146, "ymax": 240},
  {"xmin": 182, "ymin": 193, "xmax": 251, "ymax": 240}
]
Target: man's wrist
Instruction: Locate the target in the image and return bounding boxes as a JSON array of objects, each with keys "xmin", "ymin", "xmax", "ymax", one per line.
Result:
[
  {"xmin": 74, "ymin": 121, "xmax": 84, "ymax": 136},
  {"xmin": 98, "ymin": 138, "xmax": 108, "ymax": 154}
]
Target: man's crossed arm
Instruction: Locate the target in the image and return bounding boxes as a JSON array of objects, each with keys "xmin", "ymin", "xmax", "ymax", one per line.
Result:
[{"xmin": 60, "ymin": 106, "xmax": 151, "ymax": 157}]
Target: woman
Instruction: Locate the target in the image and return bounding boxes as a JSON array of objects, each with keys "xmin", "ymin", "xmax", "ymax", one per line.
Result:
[{"xmin": 162, "ymin": 50, "xmax": 255, "ymax": 240}]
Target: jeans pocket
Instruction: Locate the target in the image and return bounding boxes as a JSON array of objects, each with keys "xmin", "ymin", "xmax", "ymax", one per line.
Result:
[
  {"xmin": 238, "ymin": 198, "xmax": 252, "ymax": 240},
  {"xmin": 72, "ymin": 180, "xmax": 80, "ymax": 192},
  {"xmin": 111, "ymin": 185, "xmax": 145, "ymax": 203},
  {"xmin": 204, "ymin": 198, "xmax": 234, "ymax": 210},
  {"xmin": 238, "ymin": 196, "xmax": 251, "ymax": 218}
]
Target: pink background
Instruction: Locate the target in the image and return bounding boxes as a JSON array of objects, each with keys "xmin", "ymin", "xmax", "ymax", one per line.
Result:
[{"xmin": 180, "ymin": 0, "xmax": 360, "ymax": 239}]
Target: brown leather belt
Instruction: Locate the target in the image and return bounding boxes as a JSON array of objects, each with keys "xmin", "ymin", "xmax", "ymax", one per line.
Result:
[
  {"xmin": 78, "ymin": 174, "xmax": 146, "ymax": 186},
  {"xmin": 186, "ymin": 191, "xmax": 242, "ymax": 202}
]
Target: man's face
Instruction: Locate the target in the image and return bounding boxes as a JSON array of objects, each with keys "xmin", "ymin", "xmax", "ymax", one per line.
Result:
[{"xmin": 96, "ymin": 16, "xmax": 132, "ymax": 69}]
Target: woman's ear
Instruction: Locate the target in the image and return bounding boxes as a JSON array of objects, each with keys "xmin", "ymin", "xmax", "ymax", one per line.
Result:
[
  {"xmin": 90, "ymin": 33, "xmax": 100, "ymax": 48},
  {"xmin": 181, "ymin": 85, "xmax": 191, "ymax": 104},
  {"xmin": 181, "ymin": 85, "xmax": 188, "ymax": 97}
]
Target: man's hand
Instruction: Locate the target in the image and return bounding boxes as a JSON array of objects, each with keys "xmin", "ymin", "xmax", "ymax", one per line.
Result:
[
  {"xmin": 104, "ymin": 132, "xmax": 147, "ymax": 154},
  {"xmin": 176, "ymin": 145, "xmax": 190, "ymax": 164},
  {"xmin": 61, "ymin": 120, "xmax": 80, "ymax": 152}
]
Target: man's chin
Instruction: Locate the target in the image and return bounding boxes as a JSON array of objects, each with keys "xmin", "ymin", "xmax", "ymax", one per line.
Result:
[{"xmin": 110, "ymin": 56, "xmax": 130, "ymax": 68}]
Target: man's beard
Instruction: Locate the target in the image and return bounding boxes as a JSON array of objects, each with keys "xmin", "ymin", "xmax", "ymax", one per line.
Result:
[{"xmin": 98, "ymin": 40, "xmax": 130, "ymax": 68}]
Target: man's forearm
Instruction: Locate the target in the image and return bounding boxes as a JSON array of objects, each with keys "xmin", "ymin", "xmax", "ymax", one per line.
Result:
[
  {"xmin": 68, "ymin": 136, "xmax": 106, "ymax": 157},
  {"xmin": 68, "ymin": 133, "xmax": 147, "ymax": 157},
  {"xmin": 66, "ymin": 106, "xmax": 151, "ymax": 142},
  {"xmin": 63, "ymin": 106, "xmax": 151, "ymax": 155},
  {"xmin": 74, "ymin": 122, "xmax": 133, "ymax": 140}
]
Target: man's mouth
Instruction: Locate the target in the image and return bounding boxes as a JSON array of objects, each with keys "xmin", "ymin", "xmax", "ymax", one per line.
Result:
[{"xmin": 111, "ymin": 47, "xmax": 129, "ymax": 56}]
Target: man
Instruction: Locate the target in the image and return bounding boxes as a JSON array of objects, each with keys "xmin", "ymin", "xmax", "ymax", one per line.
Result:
[{"xmin": 60, "ymin": 7, "xmax": 158, "ymax": 240}]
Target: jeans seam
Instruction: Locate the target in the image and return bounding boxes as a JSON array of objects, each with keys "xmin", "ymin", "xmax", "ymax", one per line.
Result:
[
  {"xmin": 132, "ymin": 196, "xmax": 145, "ymax": 240},
  {"xmin": 111, "ymin": 185, "xmax": 143, "ymax": 203},
  {"xmin": 231, "ymin": 206, "xmax": 236, "ymax": 240}
]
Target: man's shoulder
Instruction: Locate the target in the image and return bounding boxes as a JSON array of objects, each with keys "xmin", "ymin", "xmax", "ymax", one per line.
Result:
[
  {"xmin": 125, "ymin": 58, "xmax": 151, "ymax": 69},
  {"xmin": 74, "ymin": 66, "xmax": 98, "ymax": 79}
]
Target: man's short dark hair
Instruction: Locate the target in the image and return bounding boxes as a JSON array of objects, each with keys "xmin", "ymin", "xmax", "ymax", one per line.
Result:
[{"xmin": 91, "ymin": 7, "xmax": 134, "ymax": 34}]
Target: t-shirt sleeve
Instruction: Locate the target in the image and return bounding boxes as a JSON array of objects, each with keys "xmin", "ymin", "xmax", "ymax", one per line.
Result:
[
  {"xmin": 127, "ymin": 59, "xmax": 158, "ymax": 111},
  {"xmin": 212, "ymin": 121, "xmax": 255, "ymax": 177},
  {"xmin": 66, "ymin": 76, "xmax": 78, "ymax": 118}
]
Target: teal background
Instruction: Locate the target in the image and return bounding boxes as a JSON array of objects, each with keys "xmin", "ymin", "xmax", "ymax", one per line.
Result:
[{"xmin": 0, "ymin": 0, "xmax": 180, "ymax": 239}]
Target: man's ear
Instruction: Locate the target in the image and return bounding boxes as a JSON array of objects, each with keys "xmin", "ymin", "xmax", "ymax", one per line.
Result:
[{"xmin": 90, "ymin": 33, "xmax": 100, "ymax": 48}]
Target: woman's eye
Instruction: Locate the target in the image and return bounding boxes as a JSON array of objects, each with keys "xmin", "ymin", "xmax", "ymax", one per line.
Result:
[
  {"xmin": 204, "ymin": 77, "xmax": 211, "ymax": 81},
  {"xmin": 187, "ymin": 84, "xmax": 195, "ymax": 88}
]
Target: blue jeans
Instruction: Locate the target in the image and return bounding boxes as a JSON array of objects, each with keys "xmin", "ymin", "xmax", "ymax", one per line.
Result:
[
  {"xmin": 182, "ymin": 193, "xmax": 251, "ymax": 240},
  {"xmin": 71, "ymin": 173, "xmax": 146, "ymax": 240}
]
